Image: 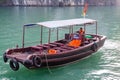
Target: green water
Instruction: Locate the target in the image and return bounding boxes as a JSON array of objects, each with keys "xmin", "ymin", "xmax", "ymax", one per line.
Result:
[{"xmin": 0, "ymin": 6, "xmax": 120, "ymax": 80}]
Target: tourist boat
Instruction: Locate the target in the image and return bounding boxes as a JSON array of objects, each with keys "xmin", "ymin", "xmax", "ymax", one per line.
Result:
[{"xmin": 3, "ymin": 18, "xmax": 106, "ymax": 71}]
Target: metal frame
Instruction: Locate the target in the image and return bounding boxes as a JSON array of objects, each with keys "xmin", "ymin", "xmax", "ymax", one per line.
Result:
[
  {"xmin": 22, "ymin": 26, "xmax": 25, "ymax": 48},
  {"xmin": 22, "ymin": 19, "xmax": 97, "ymax": 48},
  {"xmin": 57, "ymin": 28, "xmax": 59, "ymax": 40},
  {"xmin": 96, "ymin": 21, "xmax": 98, "ymax": 35}
]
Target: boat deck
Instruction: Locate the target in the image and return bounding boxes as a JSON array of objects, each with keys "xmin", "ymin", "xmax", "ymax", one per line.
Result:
[{"xmin": 7, "ymin": 36, "xmax": 98, "ymax": 60}]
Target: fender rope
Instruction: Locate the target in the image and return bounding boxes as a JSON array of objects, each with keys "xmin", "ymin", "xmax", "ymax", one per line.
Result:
[{"xmin": 42, "ymin": 51, "xmax": 52, "ymax": 74}]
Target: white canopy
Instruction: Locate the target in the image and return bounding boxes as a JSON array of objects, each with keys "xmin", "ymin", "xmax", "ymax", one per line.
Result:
[{"xmin": 36, "ymin": 18, "xmax": 97, "ymax": 28}]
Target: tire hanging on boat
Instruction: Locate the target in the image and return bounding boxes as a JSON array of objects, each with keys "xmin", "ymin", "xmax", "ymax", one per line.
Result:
[
  {"xmin": 3, "ymin": 53, "xmax": 8, "ymax": 63},
  {"xmin": 33, "ymin": 56, "xmax": 42, "ymax": 68},
  {"xmin": 91, "ymin": 42, "xmax": 98, "ymax": 51},
  {"xmin": 9, "ymin": 59, "xmax": 19, "ymax": 71},
  {"xmin": 23, "ymin": 60, "xmax": 33, "ymax": 68}
]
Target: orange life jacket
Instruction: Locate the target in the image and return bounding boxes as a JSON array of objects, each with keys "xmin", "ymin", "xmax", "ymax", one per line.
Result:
[
  {"xmin": 79, "ymin": 30, "xmax": 85, "ymax": 35},
  {"xmin": 68, "ymin": 39, "xmax": 81, "ymax": 48},
  {"xmin": 48, "ymin": 49, "xmax": 57, "ymax": 54}
]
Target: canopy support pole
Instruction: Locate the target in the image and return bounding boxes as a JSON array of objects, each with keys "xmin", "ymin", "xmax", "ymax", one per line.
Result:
[
  {"xmin": 83, "ymin": 24, "xmax": 86, "ymax": 45},
  {"xmin": 57, "ymin": 28, "xmax": 59, "ymax": 40},
  {"xmin": 69, "ymin": 27, "xmax": 71, "ymax": 34},
  {"xmin": 69, "ymin": 26, "xmax": 73, "ymax": 34},
  {"xmin": 96, "ymin": 21, "xmax": 98, "ymax": 35},
  {"xmin": 40, "ymin": 26, "xmax": 43, "ymax": 44},
  {"xmin": 72, "ymin": 26, "xmax": 73, "ymax": 33},
  {"xmin": 48, "ymin": 29, "xmax": 51, "ymax": 43},
  {"xmin": 22, "ymin": 26, "xmax": 25, "ymax": 48},
  {"xmin": 84, "ymin": 24, "xmax": 86, "ymax": 34}
]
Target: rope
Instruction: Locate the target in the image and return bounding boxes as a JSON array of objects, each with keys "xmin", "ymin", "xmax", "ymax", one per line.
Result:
[{"xmin": 42, "ymin": 50, "xmax": 52, "ymax": 74}]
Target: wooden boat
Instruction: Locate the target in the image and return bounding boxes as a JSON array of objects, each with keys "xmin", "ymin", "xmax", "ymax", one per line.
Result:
[{"xmin": 3, "ymin": 18, "xmax": 106, "ymax": 71}]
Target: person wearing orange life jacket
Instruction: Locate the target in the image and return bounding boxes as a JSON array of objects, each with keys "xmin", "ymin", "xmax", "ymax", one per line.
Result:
[
  {"xmin": 79, "ymin": 27, "xmax": 85, "ymax": 45},
  {"xmin": 79, "ymin": 27, "xmax": 85, "ymax": 35}
]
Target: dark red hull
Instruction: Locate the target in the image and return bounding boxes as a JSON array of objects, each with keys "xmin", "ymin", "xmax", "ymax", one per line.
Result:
[{"xmin": 3, "ymin": 35, "xmax": 106, "ymax": 71}]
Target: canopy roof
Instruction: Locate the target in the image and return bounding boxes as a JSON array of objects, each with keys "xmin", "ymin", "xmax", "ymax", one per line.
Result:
[{"xmin": 25, "ymin": 18, "xmax": 97, "ymax": 28}]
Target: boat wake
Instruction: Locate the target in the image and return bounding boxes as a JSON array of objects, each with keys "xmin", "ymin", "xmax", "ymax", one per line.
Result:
[
  {"xmin": 102, "ymin": 39, "xmax": 120, "ymax": 51},
  {"xmin": 89, "ymin": 69, "xmax": 120, "ymax": 79}
]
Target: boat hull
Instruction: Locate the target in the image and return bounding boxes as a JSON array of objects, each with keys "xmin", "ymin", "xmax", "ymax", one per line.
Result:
[
  {"xmin": 3, "ymin": 35, "xmax": 106, "ymax": 70},
  {"xmin": 37, "ymin": 35, "xmax": 106, "ymax": 68}
]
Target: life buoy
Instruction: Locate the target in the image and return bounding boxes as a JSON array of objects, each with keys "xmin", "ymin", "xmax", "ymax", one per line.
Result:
[
  {"xmin": 33, "ymin": 56, "xmax": 42, "ymax": 68},
  {"xmin": 91, "ymin": 42, "xmax": 98, "ymax": 51},
  {"xmin": 3, "ymin": 53, "xmax": 8, "ymax": 63},
  {"xmin": 9, "ymin": 59, "xmax": 19, "ymax": 71}
]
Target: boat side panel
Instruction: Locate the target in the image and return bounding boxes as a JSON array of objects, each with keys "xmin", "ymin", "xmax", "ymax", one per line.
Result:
[{"xmin": 39, "ymin": 36, "xmax": 106, "ymax": 67}]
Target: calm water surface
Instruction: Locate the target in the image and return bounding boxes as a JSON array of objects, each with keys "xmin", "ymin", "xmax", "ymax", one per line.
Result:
[{"xmin": 0, "ymin": 6, "xmax": 120, "ymax": 80}]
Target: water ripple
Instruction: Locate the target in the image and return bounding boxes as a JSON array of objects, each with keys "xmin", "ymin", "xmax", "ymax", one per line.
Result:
[
  {"xmin": 91, "ymin": 69, "xmax": 120, "ymax": 76},
  {"xmin": 103, "ymin": 39, "xmax": 120, "ymax": 50}
]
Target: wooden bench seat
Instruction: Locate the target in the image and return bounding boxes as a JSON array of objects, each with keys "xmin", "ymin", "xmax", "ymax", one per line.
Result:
[
  {"xmin": 54, "ymin": 47, "xmax": 67, "ymax": 52},
  {"xmin": 50, "ymin": 42, "xmax": 64, "ymax": 46},
  {"xmin": 61, "ymin": 46, "xmax": 75, "ymax": 50},
  {"xmin": 30, "ymin": 46, "xmax": 43, "ymax": 51},
  {"xmin": 44, "ymin": 44, "xmax": 57, "ymax": 47}
]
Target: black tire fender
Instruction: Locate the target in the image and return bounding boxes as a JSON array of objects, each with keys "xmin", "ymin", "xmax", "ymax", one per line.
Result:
[
  {"xmin": 9, "ymin": 59, "xmax": 19, "ymax": 71},
  {"xmin": 3, "ymin": 53, "xmax": 8, "ymax": 63},
  {"xmin": 91, "ymin": 42, "xmax": 98, "ymax": 51},
  {"xmin": 33, "ymin": 56, "xmax": 42, "ymax": 68},
  {"xmin": 23, "ymin": 60, "xmax": 33, "ymax": 68}
]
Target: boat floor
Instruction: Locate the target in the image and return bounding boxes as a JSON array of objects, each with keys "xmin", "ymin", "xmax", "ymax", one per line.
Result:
[{"xmin": 7, "ymin": 52, "xmax": 40, "ymax": 60}]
